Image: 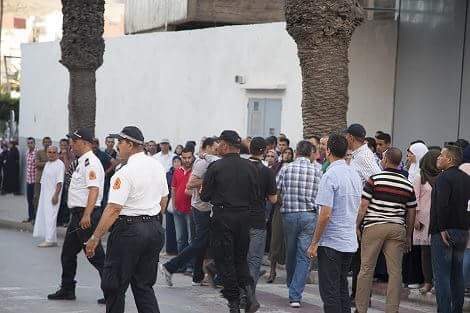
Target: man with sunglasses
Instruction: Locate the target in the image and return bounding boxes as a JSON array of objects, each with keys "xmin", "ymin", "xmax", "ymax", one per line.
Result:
[{"xmin": 48, "ymin": 128, "xmax": 106, "ymax": 304}]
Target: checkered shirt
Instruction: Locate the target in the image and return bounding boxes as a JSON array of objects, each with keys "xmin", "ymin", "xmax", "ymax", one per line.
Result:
[
  {"xmin": 276, "ymin": 157, "xmax": 322, "ymax": 213},
  {"xmin": 25, "ymin": 150, "xmax": 36, "ymax": 184}
]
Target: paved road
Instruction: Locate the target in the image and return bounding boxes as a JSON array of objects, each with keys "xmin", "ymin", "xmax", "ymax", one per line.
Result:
[{"xmin": 0, "ymin": 228, "xmax": 438, "ymax": 313}]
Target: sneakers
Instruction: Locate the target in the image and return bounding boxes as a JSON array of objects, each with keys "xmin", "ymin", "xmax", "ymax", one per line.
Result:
[
  {"xmin": 290, "ymin": 301, "xmax": 301, "ymax": 308},
  {"xmin": 47, "ymin": 287, "xmax": 76, "ymax": 300},
  {"xmin": 38, "ymin": 241, "xmax": 58, "ymax": 248},
  {"xmin": 159, "ymin": 264, "xmax": 173, "ymax": 287}
]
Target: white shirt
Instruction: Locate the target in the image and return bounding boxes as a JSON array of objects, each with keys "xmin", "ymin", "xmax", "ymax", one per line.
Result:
[
  {"xmin": 153, "ymin": 151, "xmax": 175, "ymax": 173},
  {"xmin": 350, "ymin": 144, "xmax": 381, "ymax": 185},
  {"xmin": 109, "ymin": 152, "xmax": 169, "ymax": 216},
  {"xmin": 68, "ymin": 150, "xmax": 105, "ymax": 208}
]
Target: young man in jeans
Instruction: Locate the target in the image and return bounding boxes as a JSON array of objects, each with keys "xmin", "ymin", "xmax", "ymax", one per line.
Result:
[
  {"xmin": 430, "ymin": 145, "xmax": 470, "ymax": 313},
  {"xmin": 307, "ymin": 134, "xmax": 362, "ymax": 313},
  {"xmin": 277, "ymin": 140, "xmax": 322, "ymax": 308}
]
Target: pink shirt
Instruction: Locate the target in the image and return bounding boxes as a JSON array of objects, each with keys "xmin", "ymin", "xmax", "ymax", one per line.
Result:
[
  {"xmin": 25, "ymin": 150, "xmax": 36, "ymax": 184},
  {"xmin": 412, "ymin": 174, "xmax": 432, "ymax": 246}
]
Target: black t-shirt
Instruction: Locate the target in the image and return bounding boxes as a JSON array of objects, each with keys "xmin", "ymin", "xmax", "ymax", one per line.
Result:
[{"xmin": 249, "ymin": 157, "xmax": 277, "ymax": 229}]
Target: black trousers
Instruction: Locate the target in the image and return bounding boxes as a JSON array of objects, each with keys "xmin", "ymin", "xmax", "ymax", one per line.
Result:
[
  {"xmin": 61, "ymin": 208, "xmax": 105, "ymax": 290},
  {"xmin": 318, "ymin": 246, "xmax": 354, "ymax": 313},
  {"xmin": 210, "ymin": 209, "xmax": 253, "ymax": 301},
  {"xmin": 26, "ymin": 183, "xmax": 35, "ymax": 220},
  {"xmin": 102, "ymin": 216, "xmax": 165, "ymax": 313}
]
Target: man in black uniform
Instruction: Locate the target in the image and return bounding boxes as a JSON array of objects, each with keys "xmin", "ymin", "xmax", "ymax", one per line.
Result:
[{"xmin": 200, "ymin": 130, "xmax": 260, "ymax": 313}]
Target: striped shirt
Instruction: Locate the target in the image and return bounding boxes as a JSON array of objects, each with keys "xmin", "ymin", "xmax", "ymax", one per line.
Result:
[
  {"xmin": 351, "ymin": 144, "xmax": 381, "ymax": 185},
  {"xmin": 362, "ymin": 168, "xmax": 417, "ymax": 228}
]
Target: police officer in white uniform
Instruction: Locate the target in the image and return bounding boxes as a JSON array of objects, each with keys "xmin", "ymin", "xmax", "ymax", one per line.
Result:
[
  {"xmin": 48, "ymin": 128, "xmax": 106, "ymax": 303},
  {"xmin": 85, "ymin": 126, "xmax": 168, "ymax": 313}
]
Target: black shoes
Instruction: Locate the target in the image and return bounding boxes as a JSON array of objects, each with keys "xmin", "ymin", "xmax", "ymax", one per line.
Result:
[
  {"xmin": 228, "ymin": 300, "xmax": 241, "ymax": 313},
  {"xmin": 47, "ymin": 287, "xmax": 76, "ymax": 300},
  {"xmin": 97, "ymin": 298, "xmax": 106, "ymax": 305},
  {"xmin": 244, "ymin": 285, "xmax": 260, "ymax": 313}
]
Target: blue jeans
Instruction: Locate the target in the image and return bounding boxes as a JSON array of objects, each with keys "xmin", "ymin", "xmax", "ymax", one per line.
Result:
[
  {"xmin": 247, "ymin": 228, "xmax": 267, "ymax": 288},
  {"xmin": 173, "ymin": 210, "xmax": 194, "ymax": 253},
  {"xmin": 165, "ymin": 208, "xmax": 210, "ymax": 282},
  {"xmin": 282, "ymin": 211, "xmax": 316, "ymax": 302},
  {"xmin": 431, "ymin": 229, "xmax": 469, "ymax": 313},
  {"xmin": 464, "ymin": 249, "xmax": 470, "ymax": 289}
]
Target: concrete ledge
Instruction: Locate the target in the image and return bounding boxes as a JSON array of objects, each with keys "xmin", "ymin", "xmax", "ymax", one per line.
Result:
[{"xmin": 0, "ymin": 219, "xmax": 68, "ymax": 238}]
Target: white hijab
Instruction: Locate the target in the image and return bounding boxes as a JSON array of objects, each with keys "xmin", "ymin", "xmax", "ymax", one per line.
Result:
[{"xmin": 408, "ymin": 142, "xmax": 429, "ymax": 183}]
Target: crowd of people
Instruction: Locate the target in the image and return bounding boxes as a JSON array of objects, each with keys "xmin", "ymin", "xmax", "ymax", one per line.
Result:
[{"xmin": 7, "ymin": 123, "xmax": 470, "ymax": 313}]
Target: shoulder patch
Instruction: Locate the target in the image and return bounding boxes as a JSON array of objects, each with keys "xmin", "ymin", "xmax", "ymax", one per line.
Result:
[
  {"xmin": 88, "ymin": 170, "xmax": 97, "ymax": 180},
  {"xmin": 85, "ymin": 158, "xmax": 90, "ymax": 167},
  {"xmin": 113, "ymin": 177, "xmax": 121, "ymax": 190}
]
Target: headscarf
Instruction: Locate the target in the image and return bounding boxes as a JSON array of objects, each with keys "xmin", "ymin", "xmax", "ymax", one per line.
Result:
[
  {"xmin": 419, "ymin": 150, "xmax": 441, "ymax": 187},
  {"xmin": 408, "ymin": 142, "xmax": 429, "ymax": 183}
]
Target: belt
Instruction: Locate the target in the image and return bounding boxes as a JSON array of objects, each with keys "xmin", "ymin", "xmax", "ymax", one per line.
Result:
[
  {"xmin": 70, "ymin": 206, "xmax": 100, "ymax": 215},
  {"xmin": 118, "ymin": 215, "xmax": 157, "ymax": 224}
]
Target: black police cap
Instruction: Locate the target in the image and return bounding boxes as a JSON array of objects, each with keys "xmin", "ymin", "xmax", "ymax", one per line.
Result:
[
  {"xmin": 67, "ymin": 128, "xmax": 94, "ymax": 143},
  {"xmin": 109, "ymin": 126, "xmax": 145, "ymax": 145}
]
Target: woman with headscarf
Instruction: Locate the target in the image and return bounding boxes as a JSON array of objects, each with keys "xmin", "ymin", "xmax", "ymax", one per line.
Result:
[
  {"xmin": 2, "ymin": 141, "xmax": 20, "ymax": 194},
  {"xmin": 266, "ymin": 147, "xmax": 294, "ymax": 283},
  {"xmin": 412, "ymin": 150, "xmax": 441, "ymax": 294},
  {"xmin": 407, "ymin": 142, "xmax": 429, "ymax": 183}
]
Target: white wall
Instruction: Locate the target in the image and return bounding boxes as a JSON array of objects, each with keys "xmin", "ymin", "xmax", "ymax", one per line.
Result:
[{"xmin": 20, "ymin": 22, "xmax": 397, "ymax": 146}]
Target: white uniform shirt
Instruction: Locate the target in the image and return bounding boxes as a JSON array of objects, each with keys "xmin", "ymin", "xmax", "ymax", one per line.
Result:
[
  {"xmin": 153, "ymin": 151, "xmax": 175, "ymax": 173},
  {"xmin": 68, "ymin": 150, "xmax": 105, "ymax": 208},
  {"xmin": 109, "ymin": 152, "xmax": 169, "ymax": 216}
]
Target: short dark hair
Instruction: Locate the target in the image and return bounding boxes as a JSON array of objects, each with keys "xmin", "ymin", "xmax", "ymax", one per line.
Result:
[
  {"xmin": 266, "ymin": 136, "xmax": 277, "ymax": 146},
  {"xmin": 240, "ymin": 144, "xmax": 250, "ymax": 155},
  {"xmin": 296, "ymin": 140, "xmax": 313, "ymax": 157},
  {"xmin": 308, "ymin": 135, "xmax": 320, "ymax": 142},
  {"xmin": 279, "ymin": 137, "xmax": 290, "ymax": 146},
  {"xmin": 365, "ymin": 137, "xmax": 377, "ymax": 153},
  {"xmin": 384, "ymin": 147, "xmax": 402, "ymax": 166},
  {"xmin": 60, "ymin": 138, "xmax": 68, "ymax": 144},
  {"xmin": 444, "ymin": 144, "xmax": 463, "ymax": 166},
  {"xmin": 27, "ymin": 137, "xmax": 35, "ymax": 143},
  {"xmin": 250, "ymin": 137, "xmax": 267, "ymax": 156},
  {"xmin": 181, "ymin": 147, "xmax": 194, "ymax": 155},
  {"xmin": 375, "ymin": 132, "xmax": 391, "ymax": 144},
  {"xmin": 43, "ymin": 136, "xmax": 51, "ymax": 141},
  {"xmin": 327, "ymin": 134, "xmax": 348, "ymax": 158},
  {"xmin": 456, "ymin": 138, "xmax": 469, "ymax": 150},
  {"xmin": 202, "ymin": 137, "xmax": 217, "ymax": 150}
]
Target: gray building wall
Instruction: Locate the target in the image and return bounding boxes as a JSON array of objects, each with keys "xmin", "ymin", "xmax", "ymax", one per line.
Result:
[{"xmin": 393, "ymin": 0, "xmax": 469, "ymax": 149}]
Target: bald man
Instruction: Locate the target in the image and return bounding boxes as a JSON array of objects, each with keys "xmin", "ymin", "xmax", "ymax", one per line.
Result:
[{"xmin": 33, "ymin": 146, "xmax": 65, "ymax": 247}]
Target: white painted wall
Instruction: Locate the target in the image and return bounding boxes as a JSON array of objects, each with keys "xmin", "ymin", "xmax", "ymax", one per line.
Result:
[{"xmin": 20, "ymin": 22, "xmax": 397, "ymax": 147}]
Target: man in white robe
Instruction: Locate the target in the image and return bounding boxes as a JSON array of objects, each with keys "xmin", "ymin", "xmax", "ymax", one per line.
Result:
[{"xmin": 33, "ymin": 146, "xmax": 65, "ymax": 247}]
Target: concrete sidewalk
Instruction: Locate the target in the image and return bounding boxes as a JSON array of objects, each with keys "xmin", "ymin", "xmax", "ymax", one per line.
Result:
[{"xmin": 0, "ymin": 193, "xmax": 468, "ymax": 311}]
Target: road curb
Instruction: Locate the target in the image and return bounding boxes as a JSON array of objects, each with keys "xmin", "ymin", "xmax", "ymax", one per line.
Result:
[{"xmin": 0, "ymin": 218, "xmax": 68, "ymax": 238}]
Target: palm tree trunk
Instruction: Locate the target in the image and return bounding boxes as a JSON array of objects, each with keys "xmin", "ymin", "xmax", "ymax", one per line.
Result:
[
  {"xmin": 68, "ymin": 70, "xmax": 97, "ymax": 132},
  {"xmin": 61, "ymin": 0, "xmax": 105, "ymax": 136},
  {"xmin": 285, "ymin": 0, "xmax": 365, "ymax": 138}
]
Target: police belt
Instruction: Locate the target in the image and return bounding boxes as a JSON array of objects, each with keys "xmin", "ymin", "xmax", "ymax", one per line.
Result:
[
  {"xmin": 70, "ymin": 206, "xmax": 100, "ymax": 215},
  {"xmin": 212, "ymin": 205, "xmax": 249, "ymax": 214},
  {"xmin": 117, "ymin": 215, "xmax": 158, "ymax": 224}
]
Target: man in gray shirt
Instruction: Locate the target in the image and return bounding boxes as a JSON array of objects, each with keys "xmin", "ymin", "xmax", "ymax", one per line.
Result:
[{"xmin": 161, "ymin": 137, "xmax": 219, "ymax": 286}]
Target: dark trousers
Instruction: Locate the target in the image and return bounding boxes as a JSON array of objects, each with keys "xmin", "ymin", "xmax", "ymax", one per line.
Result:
[
  {"xmin": 57, "ymin": 187, "xmax": 70, "ymax": 225},
  {"xmin": 210, "ymin": 209, "xmax": 253, "ymax": 301},
  {"xmin": 165, "ymin": 208, "xmax": 210, "ymax": 283},
  {"xmin": 351, "ymin": 246, "xmax": 361, "ymax": 298},
  {"xmin": 26, "ymin": 183, "xmax": 35, "ymax": 220},
  {"xmin": 102, "ymin": 217, "xmax": 165, "ymax": 313},
  {"xmin": 421, "ymin": 246, "xmax": 433, "ymax": 284},
  {"xmin": 61, "ymin": 208, "xmax": 105, "ymax": 290},
  {"xmin": 431, "ymin": 230, "xmax": 469, "ymax": 313},
  {"xmin": 318, "ymin": 246, "xmax": 354, "ymax": 313},
  {"xmin": 165, "ymin": 211, "xmax": 178, "ymax": 254}
]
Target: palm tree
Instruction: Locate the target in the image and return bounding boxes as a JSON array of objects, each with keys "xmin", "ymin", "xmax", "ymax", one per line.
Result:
[
  {"xmin": 60, "ymin": 0, "xmax": 105, "ymax": 135},
  {"xmin": 285, "ymin": 0, "xmax": 365, "ymax": 138}
]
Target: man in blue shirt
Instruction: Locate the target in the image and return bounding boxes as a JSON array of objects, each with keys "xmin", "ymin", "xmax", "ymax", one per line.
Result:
[{"xmin": 308, "ymin": 134, "xmax": 363, "ymax": 313}]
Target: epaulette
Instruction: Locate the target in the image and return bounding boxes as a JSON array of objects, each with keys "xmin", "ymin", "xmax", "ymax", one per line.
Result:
[{"xmin": 85, "ymin": 158, "xmax": 90, "ymax": 167}]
